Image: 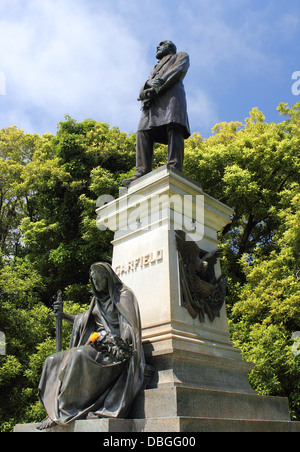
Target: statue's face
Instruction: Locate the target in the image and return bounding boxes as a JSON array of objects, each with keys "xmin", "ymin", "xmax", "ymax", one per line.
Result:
[
  {"xmin": 156, "ymin": 41, "xmax": 172, "ymax": 60},
  {"xmin": 91, "ymin": 267, "xmax": 108, "ymax": 293}
]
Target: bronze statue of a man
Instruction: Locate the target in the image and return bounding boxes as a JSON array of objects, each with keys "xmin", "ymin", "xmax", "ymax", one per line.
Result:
[{"xmin": 122, "ymin": 41, "xmax": 190, "ymax": 187}]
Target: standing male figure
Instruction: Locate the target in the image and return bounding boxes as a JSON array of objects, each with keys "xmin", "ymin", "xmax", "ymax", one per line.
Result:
[{"xmin": 122, "ymin": 41, "xmax": 190, "ymax": 187}]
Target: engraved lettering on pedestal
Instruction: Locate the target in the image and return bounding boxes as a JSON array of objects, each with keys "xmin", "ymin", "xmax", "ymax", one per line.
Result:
[{"xmin": 115, "ymin": 249, "xmax": 164, "ymax": 276}]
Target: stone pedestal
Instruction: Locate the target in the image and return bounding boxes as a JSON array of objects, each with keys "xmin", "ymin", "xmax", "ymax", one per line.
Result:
[
  {"xmin": 14, "ymin": 167, "xmax": 300, "ymax": 432},
  {"xmin": 96, "ymin": 166, "xmax": 297, "ymax": 430},
  {"xmin": 99, "ymin": 167, "xmax": 236, "ymax": 357},
  {"xmin": 97, "ymin": 167, "xmax": 252, "ymax": 388},
  {"xmin": 13, "ymin": 417, "xmax": 300, "ymax": 433}
]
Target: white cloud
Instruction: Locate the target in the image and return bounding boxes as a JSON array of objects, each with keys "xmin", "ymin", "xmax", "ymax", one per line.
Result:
[
  {"xmin": 0, "ymin": 72, "xmax": 6, "ymax": 96},
  {"xmin": 0, "ymin": 0, "xmax": 299, "ymax": 136},
  {"xmin": 0, "ymin": 0, "xmax": 148, "ymax": 133},
  {"xmin": 187, "ymin": 87, "xmax": 219, "ymax": 135},
  {"xmin": 176, "ymin": 0, "xmax": 291, "ymax": 80}
]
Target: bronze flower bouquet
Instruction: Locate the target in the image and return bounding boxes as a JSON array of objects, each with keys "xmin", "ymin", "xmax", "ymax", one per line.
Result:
[{"xmin": 89, "ymin": 331, "xmax": 135, "ymax": 363}]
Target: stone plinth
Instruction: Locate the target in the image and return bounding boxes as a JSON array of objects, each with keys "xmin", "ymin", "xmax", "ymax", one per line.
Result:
[
  {"xmin": 96, "ymin": 166, "xmax": 252, "ymax": 391},
  {"xmin": 96, "ymin": 166, "xmax": 297, "ymax": 430},
  {"xmin": 14, "ymin": 417, "xmax": 300, "ymax": 433},
  {"xmin": 97, "ymin": 166, "xmax": 237, "ymax": 359}
]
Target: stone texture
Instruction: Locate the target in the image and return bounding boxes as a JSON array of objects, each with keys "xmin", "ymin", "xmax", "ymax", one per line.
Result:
[
  {"xmin": 143, "ymin": 348, "xmax": 256, "ymax": 394},
  {"xmin": 97, "ymin": 166, "xmax": 239, "ymax": 361},
  {"xmin": 14, "ymin": 417, "xmax": 300, "ymax": 433},
  {"xmin": 129, "ymin": 386, "xmax": 291, "ymax": 422}
]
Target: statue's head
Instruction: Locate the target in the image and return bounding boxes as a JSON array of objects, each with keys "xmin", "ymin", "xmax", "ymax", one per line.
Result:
[
  {"xmin": 89, "ymin": 262, "xmax": 123, "ymax": 300},
  {"xmin": 90, "ymin": 263, "xmax": 109, "ymax": 294},
  {"xmin": 156, "ymin": 40, "xmax": 177, "ymax": 60}
]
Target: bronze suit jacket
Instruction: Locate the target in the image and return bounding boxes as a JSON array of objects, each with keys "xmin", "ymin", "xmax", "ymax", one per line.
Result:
[{"xmin": 137, "ymin": 52, "xmax": 190, "ymax": 143}]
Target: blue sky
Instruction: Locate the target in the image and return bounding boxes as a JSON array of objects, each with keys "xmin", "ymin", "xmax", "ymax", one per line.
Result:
[{"xmin": 0, "ymin": 0, "xmax": 300, "ymax": 138}]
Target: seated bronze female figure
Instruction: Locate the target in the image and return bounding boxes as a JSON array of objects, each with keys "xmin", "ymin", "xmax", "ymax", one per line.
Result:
[{"xmin": 38, "ymin": 263, "xmax": 145, "ymax": 429}]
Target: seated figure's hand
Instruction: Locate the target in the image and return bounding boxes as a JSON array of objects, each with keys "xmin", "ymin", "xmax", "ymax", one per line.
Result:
[{"xmin": 53, "ymin": 300, "xmax": 63, "ymax": 316}]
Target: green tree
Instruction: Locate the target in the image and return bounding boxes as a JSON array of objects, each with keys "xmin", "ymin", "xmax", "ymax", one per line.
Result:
[
  {"xmin": 230, "ymin": 182, "xmax": 300, "ymax": 418},
  {"xmin": 0, "ymin": 118, "xmax": 137, "ymax": 430},
  {"xmin": 184, "ymin": 104, "xmax": 299, "ymax": 287},
  {"xmin": 0, "ymin": 126, "xmax": 42, "ymax": 257},
  {"xmin": 20, "ymin": 117, "xmax": 137, "ymax": 302},
  {"xmin": 0, "ymin": 103, "xmax": 299, "ymax": 430},
  {"xmin": 0, "ymin": 256, "xmax": 52, "ymax": 431},
  {"xmin": 182, "ymin": 103, "xmax": 300, "ymax": 418}
]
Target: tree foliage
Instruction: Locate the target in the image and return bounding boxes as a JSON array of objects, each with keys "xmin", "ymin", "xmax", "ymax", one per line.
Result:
[
  {"xmin": 0, "ymin": 118, "xmax": 136, "ymax": 430},
  {"xmin": 183, "ymin": 103, "xmax": 300, "ymax": 419},
  {"xmin": 0, "ymin": 104, "xmax": 299, "ymax": 430}
]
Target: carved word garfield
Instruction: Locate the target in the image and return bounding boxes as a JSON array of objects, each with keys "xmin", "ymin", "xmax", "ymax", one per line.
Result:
[{"xmin": 115, "ymin": 249, "xmax": 164, "ymax": 276}]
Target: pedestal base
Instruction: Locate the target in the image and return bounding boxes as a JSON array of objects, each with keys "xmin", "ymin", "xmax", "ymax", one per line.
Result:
[
  {"xmin": 129, "ymin": 386, "xmax": 291, "ymax": 422},
  {"xmin": 143, "ymin": 347, "xmax": 256, "ymax": 394},
  {"xmin": 14, "ymin": 417, "xmax": 300, "ymax": 433}
]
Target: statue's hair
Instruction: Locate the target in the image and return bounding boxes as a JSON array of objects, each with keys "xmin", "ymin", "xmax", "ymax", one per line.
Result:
[{"xmin": 162, "ymin": 40, "xmax": 177, "ymax": 54}]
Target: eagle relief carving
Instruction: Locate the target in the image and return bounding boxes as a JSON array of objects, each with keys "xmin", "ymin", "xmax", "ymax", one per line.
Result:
[{"xmin": 176, "ymin": 231, "xmax": 228, "ymax": 323}]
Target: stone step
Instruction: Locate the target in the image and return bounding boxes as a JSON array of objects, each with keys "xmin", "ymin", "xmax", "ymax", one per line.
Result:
[
  {"xmin": 14, "ymin": 417, "xmax": 300, "ymax": 433},
  {"xmin": 129, "ymin": 386, "xmax": 291, "ymax": 422}
]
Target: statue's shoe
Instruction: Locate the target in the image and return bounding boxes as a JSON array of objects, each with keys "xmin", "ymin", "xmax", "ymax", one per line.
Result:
[{"xmin": 122, "ymin": 174, "xmax": 143, "ymax": 187}]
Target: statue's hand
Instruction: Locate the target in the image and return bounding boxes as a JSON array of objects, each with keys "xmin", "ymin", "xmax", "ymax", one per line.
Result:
[
  {"xmin": 48, "ymin": 298, "xmax": 74, "ymax": 324},
  {"xmin": 152, "ymin": 78, "xmax": 164, "ymax": 92},
  {"xmin": 53, "ymin": 300, "xmax": 63, "ymax": 316},
  {"xmin": 53, "ymin": 301, "xmax": 63, "ymax": 314},
  {"xmin": 89, "ymin": 333, "xmax": 135, "ymax": 362},
  {"xmin": 138, "ymin": 88, "xmax": 155, "ymax": 102}
]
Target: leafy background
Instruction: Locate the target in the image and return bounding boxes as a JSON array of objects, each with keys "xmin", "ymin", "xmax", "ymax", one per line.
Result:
[{"xmin": 0, "ymin": 103, "xmax": 299, "ymax": 430}]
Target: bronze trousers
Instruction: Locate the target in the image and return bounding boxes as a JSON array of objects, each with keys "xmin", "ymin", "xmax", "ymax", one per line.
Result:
[{"xmin": 136, "ymin": 124, "xmax": 184, "ymax": 176}]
